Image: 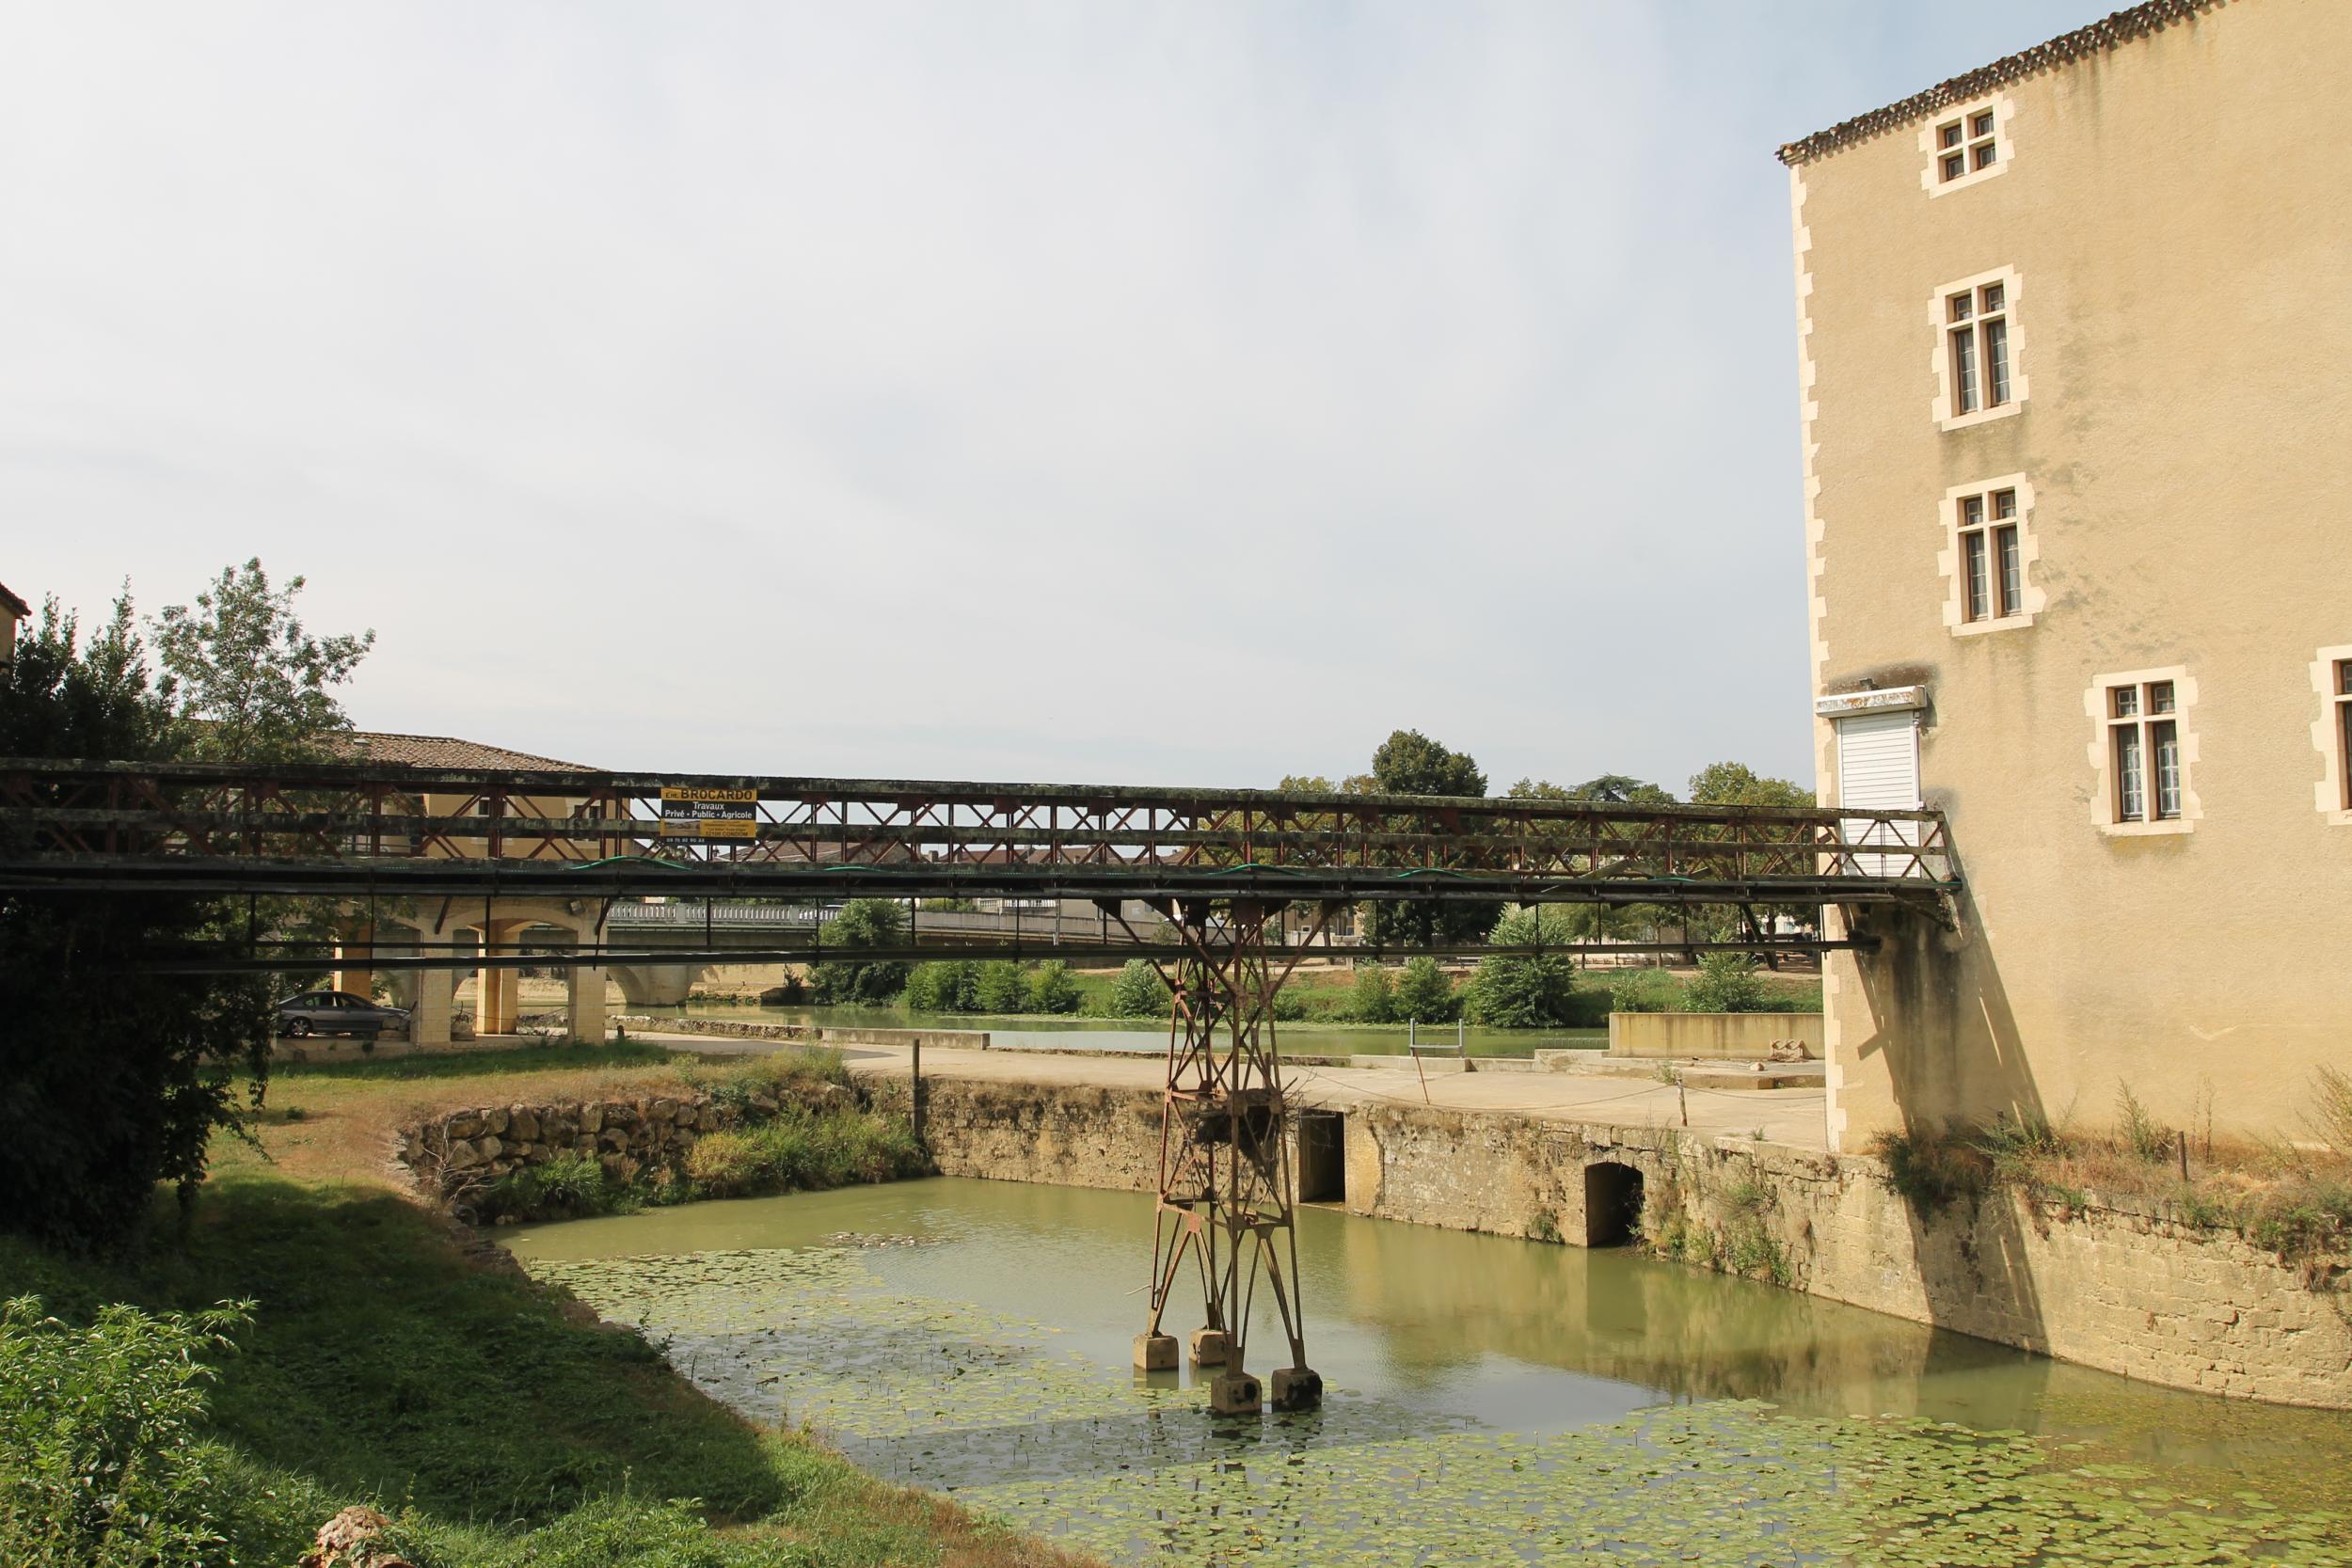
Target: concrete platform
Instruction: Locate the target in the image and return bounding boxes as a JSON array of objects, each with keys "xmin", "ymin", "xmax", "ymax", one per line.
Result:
[{"xmin": 1533, "ymin": 1049, "xmax": 1824, "ymax": 1092}]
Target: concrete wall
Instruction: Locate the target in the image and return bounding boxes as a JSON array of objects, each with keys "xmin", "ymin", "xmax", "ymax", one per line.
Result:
[
  {"xmin": 1791, "ymin": 0, "xmax": 2352, "ymax": 1148},
  {"xmin": 894, "ymin": 1072, "xmax": 2352, "ymax": 1406},
  {"xmin": 1607, "ymin": 1012, "xmax": 1821, "ymax": 1059}
]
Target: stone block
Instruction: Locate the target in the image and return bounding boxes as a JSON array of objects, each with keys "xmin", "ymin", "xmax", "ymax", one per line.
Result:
[
  {"xmin": 1208, "ymin": 1370, "xmax": 1263, "ymax": 1417},
  {"xmin": 1189, "ymin": 1328, "xmax": 1231, "ymax": 1367},
  {"xmin": 509, "ymin": 1107, "xmax": 540, "ymax": 1143},
  {"xmin": 580, "ymin": 1104, "xmax": 604, "ymax": 1133},
  {"xmin": 1133, "ymin": 1333, "xmax": 1179, "ymax": 1371},
  {"xmin": 443, "ymin": 1137, "xmax": 483, "ymax": 1169},
  {"xmin": 485, "ymin": 1107, "xmax": 510, "ymax": 1135},
  {"xmin": 1270, "ymin": 1366, "xmax": 1323, "ymax": 1412}
]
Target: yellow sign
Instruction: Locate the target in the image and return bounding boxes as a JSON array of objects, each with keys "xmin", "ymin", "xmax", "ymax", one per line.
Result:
[
  {"xmin": 658, "ymin": 785, "xmax": 759, "ymax": 839},
  {"xmin": 660, "ymin": 817, "xmax": 757, "ymax": 839}
]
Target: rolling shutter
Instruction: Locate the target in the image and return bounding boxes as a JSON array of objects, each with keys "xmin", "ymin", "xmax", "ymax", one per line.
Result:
[{"xmin": 1836, "ymin": 709, "xmax": 1920, "ymax": 875}]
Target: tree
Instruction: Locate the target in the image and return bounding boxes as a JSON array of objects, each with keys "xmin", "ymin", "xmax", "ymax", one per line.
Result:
[
  {"xmin": 1348, "ymin": 964, "xmax": 1398, "ymax": 1023},
  {"xmin": 1572, "ymin": 774, "xmax": 1678, "ymax": 806},
  {"xmin": 1370, "ymin": 730, "xmax": 1486, "ymax": 799},
  {"xmin": 1364, "ymin": 731, "xmax": 1499, "ymax": 947},
  {"xmin": 0, "ymin": 597, "xmax": 278, "ymax": 1246},
  {"xmin": 152, "ymin": 560, "xmax": 373, "ymax": 762},
  {"xmin": 1686, "ymin": 761, "xmax": 1812, "ymax": 810},
  {"xmin": 1463, "ymin": 906, "xmax": 1587, "ymax": 1028},
  {"xmin": 1392, "ymin": 957, "xmax": 1459, "ymax": 1024},
  {"xmin": 1027, "ymin": 961, "xmax": 1082, "ymax": 1015},
  {"xmin": 806, "ymin": 899, "xmax": 909, "ymax": 1006},
  {"xmin": 974, "ymin": 960, "xmax": 1028, "ymax": 1014},
  {"xmin": 1683, "ymin": 762, "xmax": 1816, "ymax": 952},
  {"xmin": 1107, "ymin": 958, "xmax": 1170, "ymax": 1019}
]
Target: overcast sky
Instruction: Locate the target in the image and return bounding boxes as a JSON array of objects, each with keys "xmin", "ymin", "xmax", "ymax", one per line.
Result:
[{"xmin": 4, "ymin": 2, "xmax": 2082, "ymax": 793}]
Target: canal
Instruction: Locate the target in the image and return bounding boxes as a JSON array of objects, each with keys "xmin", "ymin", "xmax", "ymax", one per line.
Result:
[{"xmin": 510, "ymin": 1178, "xmax": 2352, "ymax": 1565}]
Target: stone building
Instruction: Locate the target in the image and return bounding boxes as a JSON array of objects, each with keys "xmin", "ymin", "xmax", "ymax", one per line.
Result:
[
  {"xmin": 1781, "ymin": 0, "xmax": 2352, "ymax": 1149},
  {"xmin": 319, "ymin": 730, "xmax": 612, "ymax": 1045}
]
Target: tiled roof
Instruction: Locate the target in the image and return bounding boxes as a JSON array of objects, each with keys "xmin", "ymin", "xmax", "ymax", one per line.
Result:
[
  {"xmin": 0, "ymin": 580, "xmax": 28, "ymax": 617},
  {"xmin": 324, "ymin": 730, "xmax": 596, "ymax": 771},
  {"xmin": 1778, "ymin": 1, "xmax": 2229, "ymax": 166}
]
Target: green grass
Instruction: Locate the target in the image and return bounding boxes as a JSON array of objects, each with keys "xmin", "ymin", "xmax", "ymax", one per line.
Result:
[
  {"xmin": 274, "ymin": 1038, "xmax": 685, "ymax": 1083},
  {"xmin": 0, "ymin": 1177, "xmax": 1089, "ymax": 1567}
]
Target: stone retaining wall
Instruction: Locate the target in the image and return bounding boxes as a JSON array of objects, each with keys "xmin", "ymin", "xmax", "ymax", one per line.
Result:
[
  {"xmin": 399, "ymin": 1092, "xmax": 742, "ymax": 1198},
  {"xmin": 890, "ymin": 1073, "xmax": 2352, "ymax": 1407}
]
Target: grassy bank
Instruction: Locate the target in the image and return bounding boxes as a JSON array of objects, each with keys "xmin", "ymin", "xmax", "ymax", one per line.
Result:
[{"xmin": 2, "ymin": 1042, "xmax": 1095, "ymax": 1567}]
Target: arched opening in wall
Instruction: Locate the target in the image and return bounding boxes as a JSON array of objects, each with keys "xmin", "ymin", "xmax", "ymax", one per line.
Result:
[
  {"xmin": 1295, "ymin": 1111, "xmax": 1346, "ymax": 1204},
  {"xmin": 1583, "ymin": 1162, "xmax": 1644, "ymax": 1247}
]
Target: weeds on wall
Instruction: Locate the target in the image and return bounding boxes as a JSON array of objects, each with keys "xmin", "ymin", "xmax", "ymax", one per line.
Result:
[{"xmin": 1867, "ymin": 1076, "xmax": 2352, "ymax": 1281}]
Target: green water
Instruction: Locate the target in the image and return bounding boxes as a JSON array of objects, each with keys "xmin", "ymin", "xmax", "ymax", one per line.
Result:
[
  {"xmin": 636, "ymin": 1000, "xmax": 1606, "ymax": 1057},
  {"xmin": 509, "ymin": 1180, "xmax": 2352, "ymax": 1565}
]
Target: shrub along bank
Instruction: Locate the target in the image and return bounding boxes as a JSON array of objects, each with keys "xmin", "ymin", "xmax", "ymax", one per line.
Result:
[
  {"xmin": 0, "ymin": 1180, "xmax": 1090, "ymax": 1568},
  {"xmin": 0, "ymin": 1041, "xmax": 1089, "ymax": 1568}
]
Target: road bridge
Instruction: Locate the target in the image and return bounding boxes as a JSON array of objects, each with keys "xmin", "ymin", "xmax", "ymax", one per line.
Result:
[{"xmin": 0, "ymin": 755, "xmax": 1957, "ymax": 1417}]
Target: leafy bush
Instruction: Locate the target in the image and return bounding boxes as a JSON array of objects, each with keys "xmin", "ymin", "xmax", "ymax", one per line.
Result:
[
  {"xmin": 1108, "ymin": 959, "xmax": 1172, "ymax": 1020},
  {"xmin": 1027, "ymin": 961, "xmax": 1083, "ymax": 1015},
  {"xmin": 0, "ymin": 1294, "xmax": 252, "ymax": 1568},
  {"xmin": 1681, "ymin": 953, "xmax": 1768, "ymax": 1013},
  {"xmin": 483, "ymin": 1154, "xmax": 615, "ymax": 1222},
  {"xmin": 681, "ymin": 1131, "xmax": 761, "ymax": 1197},
  {"xmin": 1393, "ymin": 957, "xmax": 1459, "ymax": 1024},
  {"xmin": 1607, "ymin": 968, "xmax": 1681, "ymax": 1014},
  {"xmin": 900, "ymin": 960, "xmax": 979, "ymax": 1013},
  {"xmin": 805, "ymin": 899, "xmax": 910, "ymax": 1006},
  {"xmin": 1463, "ymin": 906, "xmax": 1591, "ymax": 1028},
  {"xmin": 1348, "ymin": 965, "xmax": 1398, "ymax": 1024},
  {"xmin": 974, "ymin": 961, "xmax": 1028, "ymax": 1014},
  {"xmin": 681, "ymin": 1111, "xmax": 923, "ymax": 1199}
]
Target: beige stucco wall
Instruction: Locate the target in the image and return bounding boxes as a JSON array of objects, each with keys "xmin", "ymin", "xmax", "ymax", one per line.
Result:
[
  {"xmin": 1607, "ymin": 1011, "xmax": 1821, "ymax": 1059},
  {"xmin": 1793, "ymin": 0, "xmax": 2352, "ymax": 1148}
]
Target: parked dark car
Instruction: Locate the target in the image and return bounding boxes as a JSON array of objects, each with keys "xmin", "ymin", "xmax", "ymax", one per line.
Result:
[{"xmin": 277, "ymin": 990, "xmax": 410, "ymax": 1040}]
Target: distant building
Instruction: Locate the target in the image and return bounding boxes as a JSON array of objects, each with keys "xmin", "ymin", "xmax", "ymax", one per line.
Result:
[
  {"xmin": 0, "ymin": 580, "xmax": 26, "ymax": 674},
  {"xmin": 1781, "ymin": 0, "xmax": 2351, "ymax": 1149}
]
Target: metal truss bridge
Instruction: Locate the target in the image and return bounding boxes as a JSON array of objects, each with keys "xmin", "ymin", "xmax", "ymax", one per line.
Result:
[
  {"xmin": 0, "ymin": 755, "xmax": 1957, "ymax": 1419},
  {"xmin": 0, "ymin": 759, "xmax": 1954, "ymax": 936}
]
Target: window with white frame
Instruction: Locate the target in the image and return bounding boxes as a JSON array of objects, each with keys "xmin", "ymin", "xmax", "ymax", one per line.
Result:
[
  {"xmin": 2106, "ymin": 678, "xmax": 2183, "ymax": 824},
  {"xmin": 1932, "ymin": 269, "xmax": 2026, "ymax": 431},
  {"xmin": 2334, "ymin": 657, "xmax": 2352, "ymax": 813},
  {"xmin": 1940, "ymin": 108, "xmax": 1998, "ymax": 182},
  {"xmin": 1961, "ymin": 486, "xmax": 2020, "ymax": 623},
  {"xmin": 1923, "ymin": 98, "xmax": 2010, "ymax": 196},
  {"xmin": 1949, "ymin": 282, "xmax": 2010, "ymax": 416}
]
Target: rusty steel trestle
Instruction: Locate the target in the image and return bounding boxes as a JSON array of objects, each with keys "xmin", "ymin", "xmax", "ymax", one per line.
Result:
[{"xmin": 1128, "ymin": 898, "xmax": 1327, "ymax": 1416}]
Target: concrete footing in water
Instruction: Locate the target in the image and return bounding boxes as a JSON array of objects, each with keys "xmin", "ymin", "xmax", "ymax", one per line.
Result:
[
  {"xmin": 1188, "ymin": 1327, "xmax": 1230, "ymax": 1367},
  {"xmin": 1132, "ymin": 1333, "xmax": 1178, "ymax": 1372},
  {"xmin": 1208, "ymin": 1370, "xmax": 1263, "ymax": 1416},
  {"xmin": 1270, "ymin": 1366, "xmax": 1323, "ymax": 1412}
]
